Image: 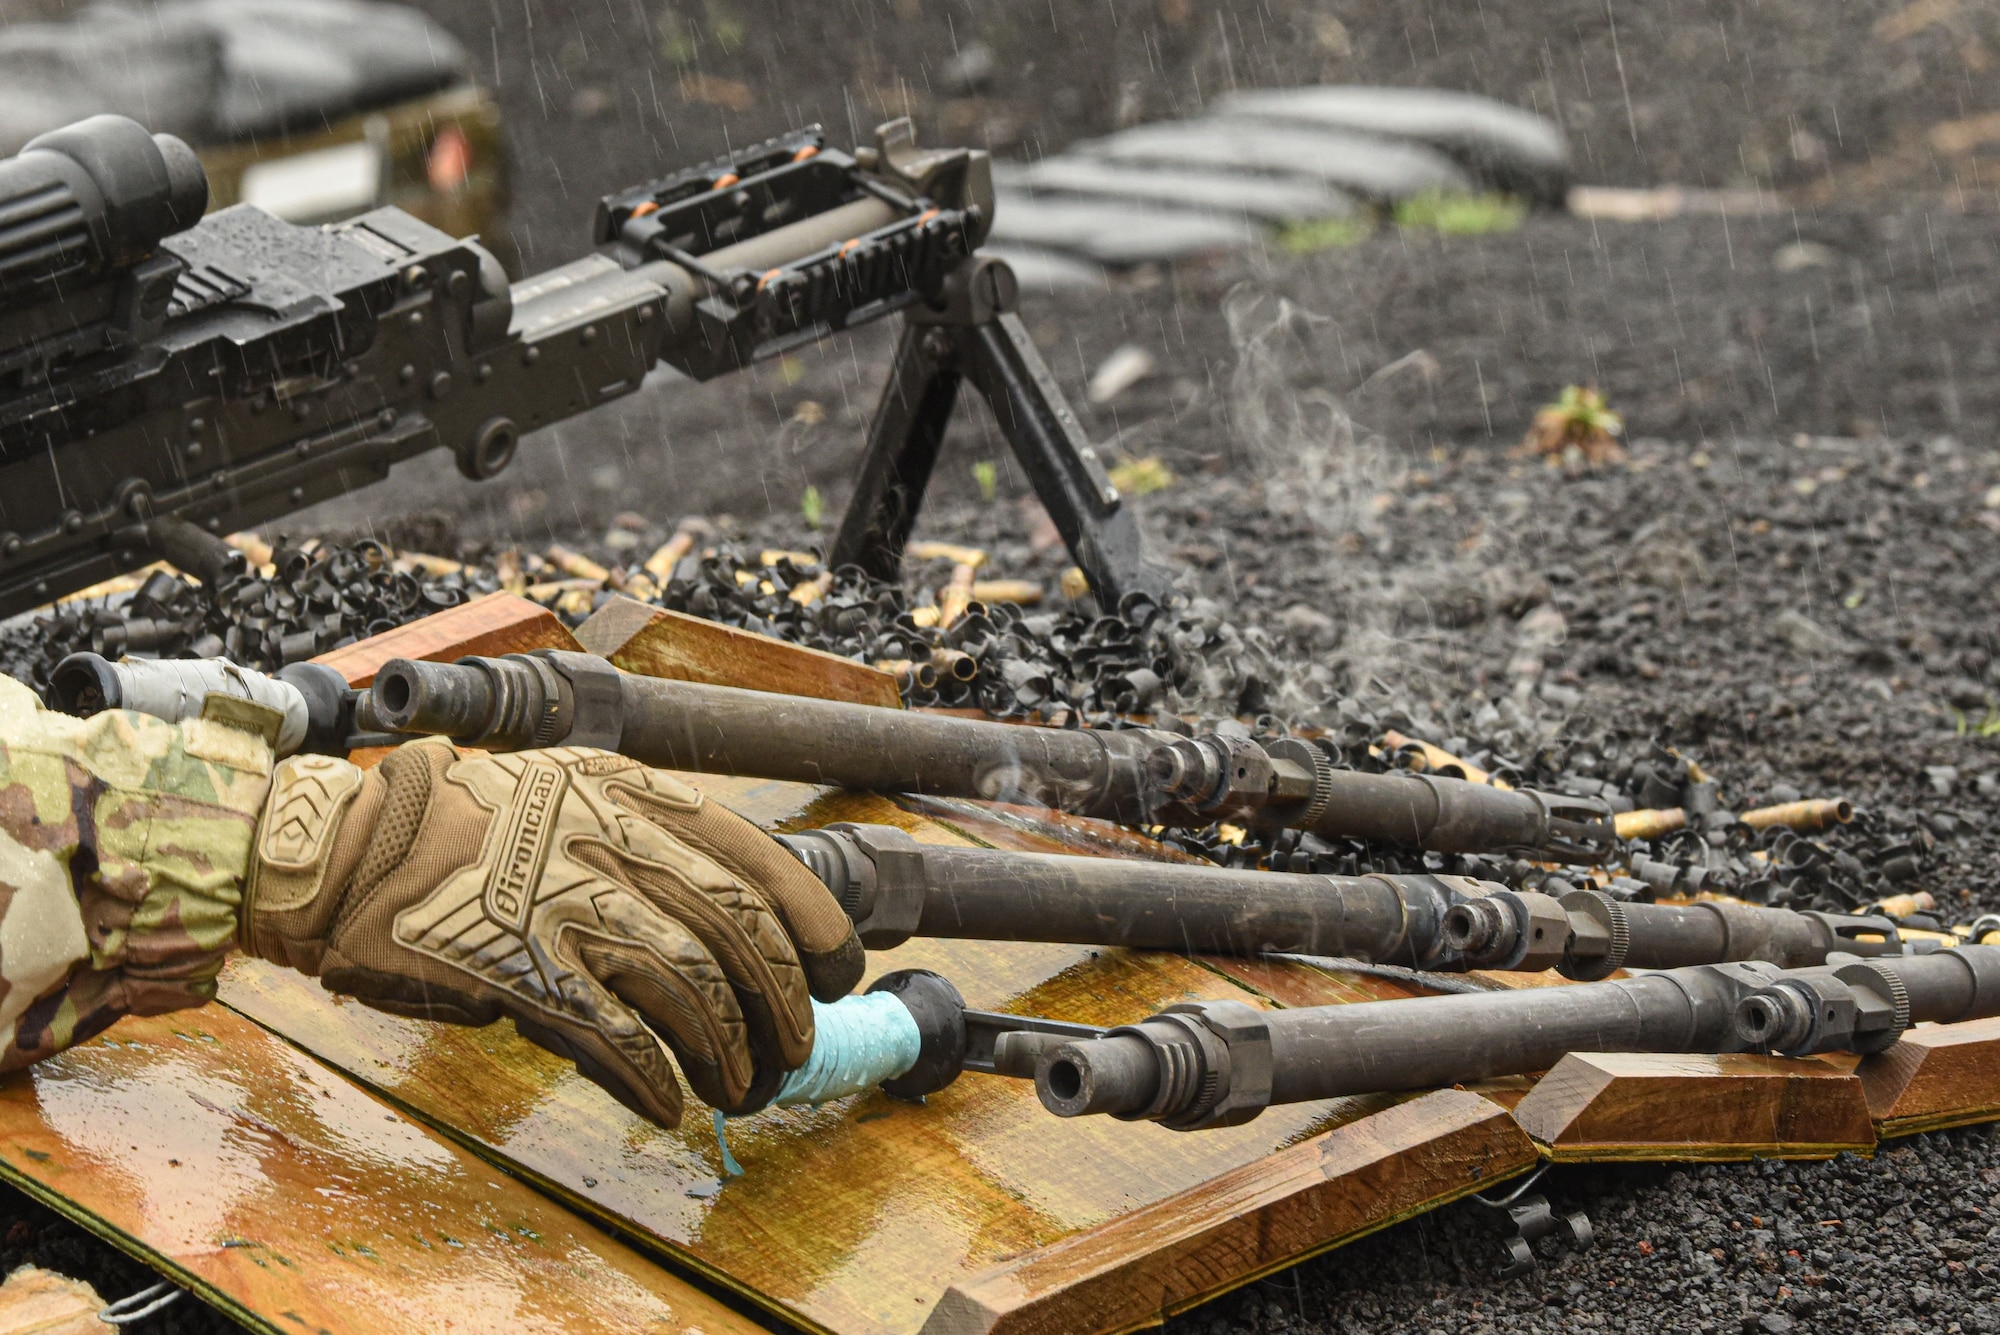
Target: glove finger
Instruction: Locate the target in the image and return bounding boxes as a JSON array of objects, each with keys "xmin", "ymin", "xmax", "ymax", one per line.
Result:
[
  {"xmin": 512, "ymin": 1008, "xmax": 685, "ymax": 1130},
  {"xmin": 568, "ymin": 884, "xmax": 776, "ymax": 1113},
  {"xmin": 612, "ymin": 773, "xmax": 865, "ymax": 1001},
  {"xmin": 320, "ymin": 963, "xmax": 503, "ymax": 1028},
  {"xmin": 571, "ymin": 829, "xmax": 817, "ymax": 1074},
  {"xmin": 515, "ymin": 900, "xmax": 711, "ymax": 1128}
]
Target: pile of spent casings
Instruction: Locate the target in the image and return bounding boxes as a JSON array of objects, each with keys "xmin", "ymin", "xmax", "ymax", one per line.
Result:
[
  {"xmin": 660, "ymin": 544, "xmax": 1275, "ymax": 720},
  {"xmin": 0, "ymin": 533, "xmax": 1945, "ymax": 917},
  {"xmin": 628, "ymin": 546, "xmax": 1955, "ymax": 913},
  {"xmin": 0, "ymin": 538, "xmax": 495, "ymax": 685}
]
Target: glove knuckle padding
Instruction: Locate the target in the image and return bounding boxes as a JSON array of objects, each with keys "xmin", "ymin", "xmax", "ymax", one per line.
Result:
[
  {"xmin": 609, "ymin": 778, "xmax": 866, "ymax": 1003},
  {"xmin": 244, "ymin": 740, "xmax": 855, "ymax": 1125},
  {"xmin": 240, "ymin": 739, "xmax": 860, "ymax": 1127}
]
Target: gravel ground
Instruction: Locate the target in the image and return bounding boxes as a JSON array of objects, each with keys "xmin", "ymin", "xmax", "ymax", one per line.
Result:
[{"xmin": 1171, "ymin": 1129, "xmax": 2000, "ymax": 1335}]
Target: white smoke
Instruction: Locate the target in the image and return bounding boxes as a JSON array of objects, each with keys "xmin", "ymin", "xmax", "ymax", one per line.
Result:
[{"xmin": 1217, "ymin": 282, "xmax": 1563, "ymax": 748}]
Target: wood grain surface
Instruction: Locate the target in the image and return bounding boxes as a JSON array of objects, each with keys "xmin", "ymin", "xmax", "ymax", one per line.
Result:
[
  {"xmin": 578, "ymin": 595, "xmax": 903, "ymax": 707},
  {"xmin": 1512, "ymin": 1051, "xmax": 1875, "ymax": 1161},
  {"xmin": 0, "ymin": 1008, "xmax": 766, "ymax": 1335},
  {"xmin": 214, "ymin": 805, "xmax": 1396, "ymax": 1335},
  {"xmin": 310, "ymin": 592, "xmax": 580, "ymax": 685},
  {"xmin": 1862, "ymin": 1017, "xmax": 2000, "ymax": 1137},
  {"xmin": 216, "ymin": 946, "xmax": 1387, "ymax": 1335},
  {"xmin": 920, "ymin": 1088, "xmax": 1536, "ymax": 1335}
]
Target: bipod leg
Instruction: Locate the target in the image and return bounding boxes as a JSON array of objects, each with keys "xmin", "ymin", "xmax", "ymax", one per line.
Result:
[
  {"xmin": 827, "ymin": 320, "xmax": 965, "ymax": 584},
  {"xmin": 959, "ymin": 312, "xmax": 1174, "ymax": 608},
  {"xmin": 829, "ymin": 256, "xmax": 1175, "ymax": 608}
]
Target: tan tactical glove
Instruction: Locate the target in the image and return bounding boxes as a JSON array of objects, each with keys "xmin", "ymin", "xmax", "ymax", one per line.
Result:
[{"xmin": 243, "ymin": 738, "xmax": 864, "ymax": 1126}]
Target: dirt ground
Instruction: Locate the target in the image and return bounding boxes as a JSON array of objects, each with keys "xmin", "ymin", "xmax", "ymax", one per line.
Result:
[
  {"xmin": 284, "ymin": 0, "xmax": 2000, "ymax": 545},
  {"xmin": 418, "ymin": 0, "xmax": 2000, "ymax": 263}
]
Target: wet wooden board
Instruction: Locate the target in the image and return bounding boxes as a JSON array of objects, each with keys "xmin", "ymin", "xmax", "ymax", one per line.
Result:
[
  {"xmin": 578, "ymin": 596, "xmax": 902, "ymax": 708},
  {"xmin": 214, "ymin": 780, "xmax": 1402, "ymax": 1335},
  {"xmin": 0, "ymin": 1008, "xmax": 767, "ymax": 1335},
  {"xmin": 311, "ymin": 592, "xmax": 579, "ymax": 686},
  {"xmin": 190, "ymin": 592, "xmax": 2000, "ymax": 1329},
  {"xmin": 216, "ymin": 953, "xmax": 1391, "ymax": 1335},
  {"xmin": 1510, "ymin": 1052, "xmax": 1876, "ymax": 1161},
  {"xmin": 206, "ymin": 739, "xmax": 1512, "ymax": 1333},
  {"xmin": 922, "ymin": 1089, "xmax": 1535, "ymax": 1335},
  {"xmin": 892, "ymin": 795, "xmax": 1212, "ymax": 865},
  {"xmin": 1862, "ymin": 1017, "xmax": 2000, "ymax": 1138}
]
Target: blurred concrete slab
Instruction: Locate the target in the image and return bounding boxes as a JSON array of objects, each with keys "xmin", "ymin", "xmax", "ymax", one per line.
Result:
[
  {"xmin": 1003, "ymin": 157, "xmax": 1359, "ymax": 222},
  {"xmin": 1217, "ymin": 86, "xmax": 1569, "ymax": 203},
  {"xmin": 988, "ymin": 193, "xmax": 1262, "ymax": 265},
  {"xmin": 0, "ymin": 0, "xmax": 466, "ymax": 152},
  {"xmin": 977, "ymin": 243, "xmax": 1109, "ymax": 292},
  {"xmin": 1072, "ymin": 120, "xmax": 1473, "ymax": 201},
  {"xmin": 0, "ymin": 14, "xmax": 219, "ymax": 151}
]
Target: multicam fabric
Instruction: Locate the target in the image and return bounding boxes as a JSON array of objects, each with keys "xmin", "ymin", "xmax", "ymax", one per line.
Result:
[{"xmin": 0, "ymin": 676, "xmax": 272, "ymax": 1069}]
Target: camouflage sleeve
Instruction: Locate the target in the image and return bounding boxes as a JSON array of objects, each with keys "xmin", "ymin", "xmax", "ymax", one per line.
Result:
[{"xmin": 0, "ymin": 675, "xmax": 273, "ymax": 1070}]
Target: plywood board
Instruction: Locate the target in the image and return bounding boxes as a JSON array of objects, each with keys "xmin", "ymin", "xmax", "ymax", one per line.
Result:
[
  {"xmin": 578, "ymin": 596, "xmax": 902, "ymax": 708},
  {"xmin": 1862, "ymin": 1017, "xmax": 2000, "ymax": 1138},
  {"xmin": 1511, "ymin": 1051, "xmax": 1875, "ymax": 1161},
  {"xmin": 922, "ymin": 1089, "xmax": 1535, "ymax": 1335},
  {"xmin": 218, "ymin": 946, "xmax": 1390, "ymax": 1335},
  {"xmin": 893, "ymin": 795, "xmax": 1213, "ymax": 865},
  {"xmin": 0, "ymin": 1008, "xmax": 767, "ymax": 1335},
  {"xmin": 212, "ymin": 755, "xmax": 1504, "ymax": 1335},
  {"xmin": 311, "ymin": 592, "xmax": 580, "ymax": 686}
]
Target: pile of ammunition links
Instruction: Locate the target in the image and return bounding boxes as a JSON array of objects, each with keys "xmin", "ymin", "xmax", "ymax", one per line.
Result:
[
  {"xmin": 0, "ymin": 525, "xmax": 1950, "ymax": 921},
  {"xmin": 478, "ymin": 525, "xmax": 1257, "ymax": 721},
  {"xmin": 0, "ymin": 534, "xmax": 495, "ymax": 685}
]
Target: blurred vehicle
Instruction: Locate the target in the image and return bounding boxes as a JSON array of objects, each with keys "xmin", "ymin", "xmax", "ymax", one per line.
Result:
[{"xmin": 0, "ymin": 0, "xmax": 506, "ymax": 242}]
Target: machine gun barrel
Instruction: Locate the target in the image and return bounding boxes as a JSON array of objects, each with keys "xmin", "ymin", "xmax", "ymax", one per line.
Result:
[
  {"xmin": 362, "ymin": 649, "xmax": 1618, "ymax": 861},
  {"xmin": 774, "ymin": 823, "xmax": 1909, "ymax": 975},
  {"xmin": 1028, "ymin": 946, "xmax": 2000, "ymax": 1129},
  {"xmin": 49, "ymin": 649, "xmax": 1915, "ymax": 979},
  {"xmin": 777, "ymin": 823, "xmax": 1480, "ymax": 962}
]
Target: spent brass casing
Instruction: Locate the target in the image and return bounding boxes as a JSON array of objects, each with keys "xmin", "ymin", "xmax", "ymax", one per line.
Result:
[
  {"xmin": 1615, "ymin": 807, "xmax": 1687, "ymax": 841},
  {"xmin": 873, "ymin": 659, "xmax": 939, "ymax": 691},
  {"xmin": 1740, "ymin": 798, "xmax": 1854, "ymax": 832}
]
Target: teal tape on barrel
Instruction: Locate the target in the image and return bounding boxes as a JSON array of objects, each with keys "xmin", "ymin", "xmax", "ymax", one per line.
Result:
[{"xmin": 770, "ymin": 992, "xmax": 923, "ymax": 1109}]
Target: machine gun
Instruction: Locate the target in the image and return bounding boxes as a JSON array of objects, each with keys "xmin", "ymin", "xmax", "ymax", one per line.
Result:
[{"xmin": 0, "ymin": 113, "xmax": 1172, "ymax": 618}]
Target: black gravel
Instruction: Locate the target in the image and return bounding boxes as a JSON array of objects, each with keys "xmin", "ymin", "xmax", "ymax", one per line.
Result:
[{"xmin": 1169, "ymin": 1129, "xmax": 2000, "ymax": 1335}]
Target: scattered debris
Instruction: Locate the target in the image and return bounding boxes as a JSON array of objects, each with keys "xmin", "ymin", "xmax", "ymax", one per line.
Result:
[
  {"xmin": 1517, "ymin": 385, "xmax": 1626, "ymax": 467},
  {"xmin": 0, "ymin": 539, "xmax": 495, "ymax": 685},
  {"xmin": 1106, "ymin": 456, "xmax": 1176, "ymax": 496},
  {"xmin": 1087, "ymin": 344, "xmax": 1157, "ymax": 404},
  {"xmin": 1772, "ymin": 609, "xmax": 1857, "ymax": 659}
]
